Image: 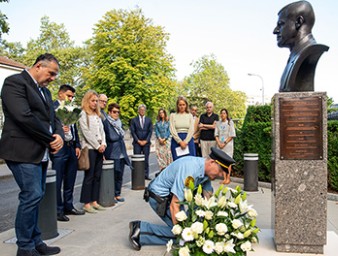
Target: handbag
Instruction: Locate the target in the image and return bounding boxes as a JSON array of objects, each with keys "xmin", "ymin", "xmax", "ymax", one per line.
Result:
[{"xmin": 78, "ymin": 146, "xmax": 90, "ymax": 171}]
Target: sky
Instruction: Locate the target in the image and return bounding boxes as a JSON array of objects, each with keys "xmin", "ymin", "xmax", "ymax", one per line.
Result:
[{"xmin": 2, "ymin": 0, "xmax": 338, "ymax": 103}]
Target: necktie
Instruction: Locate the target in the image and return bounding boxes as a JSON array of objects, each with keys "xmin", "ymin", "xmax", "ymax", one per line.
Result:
[
  {"xmin": 141, "ymin": 117, "xmax": 144, "ymax": 129},
  {"xmin": 39, "ymin": 87, "xmax": 46, "ymax": 101}
]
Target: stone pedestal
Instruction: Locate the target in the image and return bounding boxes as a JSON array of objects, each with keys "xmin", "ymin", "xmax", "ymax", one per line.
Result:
[{"xmin": 271, "ymin": 92, "xmax": 327, "ymax": 254}]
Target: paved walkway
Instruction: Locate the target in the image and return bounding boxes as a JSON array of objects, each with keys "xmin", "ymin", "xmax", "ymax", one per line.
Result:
[{"xmin": 0, "ymin": 174, "xmax": 338, "ymax": 255}]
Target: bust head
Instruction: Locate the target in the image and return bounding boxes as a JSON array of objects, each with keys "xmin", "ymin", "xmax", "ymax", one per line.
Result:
[{"xmin": 273, "ymin": 1, "xmax": 315, "ymax": 51}]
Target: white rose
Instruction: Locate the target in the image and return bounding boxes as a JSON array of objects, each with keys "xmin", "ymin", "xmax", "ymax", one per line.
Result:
[
  {"xmin": 191, "ymin": 221, "xmax": 204, "ymax": 234},
  {"xmin": 232, "ymin": 219, "xmax": 243, "ymax": 229},
  {"xmin": 239, "ymin": 200, "xmax": 249, "ymax": 213},
  {"xmin": 215, "ymin": 223, "xmax": 228, "ymax": 236},
  {"xmin": 214, "ymin": 241, "xmax": 224, "ymax": 254},
  {"xmin": 182, "ymin": 227, "xmax": 194, "ymax": 241},
  {"xmin": 205, "ymin": 210, "xmax": 214, "ymax": 220},
  {"xmin": 216, "ymin": 211, "xmax": 228, "ymax": 217},
  {"xmin": 172, "ymin": 224, "xmax": 183, "ymax": 235},
  {"xmin": 231, "ymin": 231, "xmax": 244, "ymax": 240},
  {"xmin": 202, "ymin": 240, "xmax": 214, "ymax": 254},
  {"xmin": 240, "ymin": 241, "xmax": 252, "ymax": 252},
  {"xmin": 195, "ymin": 209, "xmax": 205, "ymax": 217},
  {"xmin": 247, "ymin": 208, "xmax": 258, "ymax": 218},
  {"xmin": 179, "ymin": 246, "xmax": 190, "ymax": 256},
  {"xmin": 175, "ymin": 211, "xmax": 188, "ymax": 222},
  {"xmin": 194, "ymin": 193, "xmax": 203, "ymax": 206},
  {"xmin": 228, "ymin": 201, "xmax": 237, "ymax": 209},
  {"xmin": 224, "ymin": 239, "xmax": 236, "ymax": 253}
]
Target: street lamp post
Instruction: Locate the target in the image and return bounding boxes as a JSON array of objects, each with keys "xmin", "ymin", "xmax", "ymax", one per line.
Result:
[{"xmin": 248, "ymin": 73, "xmax": 264, "ymax": 105}]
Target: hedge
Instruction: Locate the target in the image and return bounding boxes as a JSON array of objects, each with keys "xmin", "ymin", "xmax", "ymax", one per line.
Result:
[{"xmin": 234, "ymin": 105, "xmax": 338, "ymax": 192}]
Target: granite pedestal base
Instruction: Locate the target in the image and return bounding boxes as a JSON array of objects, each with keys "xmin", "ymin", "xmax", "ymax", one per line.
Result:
[{"xmin": 271, "ymin": 92, "xmax": 327, "ymax": 254}]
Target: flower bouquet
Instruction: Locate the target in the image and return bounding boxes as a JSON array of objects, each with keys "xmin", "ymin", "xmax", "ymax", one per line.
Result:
[
  {"xmin": 167, "ymin": 179, "xmax": 260, "ymax": 256},
  {"xmin": 55, "ymin": 100, "xmax": 81, "ymax": 126}
]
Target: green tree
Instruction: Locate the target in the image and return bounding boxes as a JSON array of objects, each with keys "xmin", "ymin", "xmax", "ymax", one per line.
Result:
[
  {"xmin": 84, "ymin": 8, "xmax": 176, "ymax": 124},
  {"xmin": 0, "ymin": 39, "xmax": 25, "ymax": 59},
  {"xmin": 0, "ymin": 0, "xmax": 9, "ymax": 39},
  {"xmin": 19, "ymin": 16, "xmax": 88, "ymax": 97},
  {"xmin": 182, "ymin": 55, "xmax": 246, "ymax": 119}
]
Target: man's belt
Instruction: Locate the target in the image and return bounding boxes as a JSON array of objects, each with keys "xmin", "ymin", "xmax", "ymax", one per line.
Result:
[{"xmin": 143, "ymin": 187, "xmax": 169, "ymax": 203}]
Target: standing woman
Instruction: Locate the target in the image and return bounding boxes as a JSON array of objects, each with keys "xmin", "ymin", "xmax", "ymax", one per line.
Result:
[
  {"xmin": 103, "ymin": 103, "xmax": 130, "ymax": 202},
  {"xmin": 169, "ymin": 96, "xmax": 196, "ymax": 160},
  {"xmin": 79, "ymin": 90, "xmax": 106, "ymax": 213},
  {"xmin": 215, "ymin": 108, "xmax": 236, "ymax": 184},
  {"xmin": 155, "ymin": 108, "xmax": 173, "ymax": 170}
]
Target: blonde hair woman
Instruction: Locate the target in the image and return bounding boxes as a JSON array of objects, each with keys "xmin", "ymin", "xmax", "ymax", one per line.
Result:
[
  {"xmin": 169, "ymin": 96, "xmax": 195, "ymax": 160},
  {"xmin": 79, "ymin": 90, "xmax": 107, "ymax": 213}
]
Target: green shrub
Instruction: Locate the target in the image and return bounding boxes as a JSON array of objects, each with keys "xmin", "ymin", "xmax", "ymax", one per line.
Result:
[{"xmin": 234, "ymin": 105, "xmax": 338, "ymax": 192}]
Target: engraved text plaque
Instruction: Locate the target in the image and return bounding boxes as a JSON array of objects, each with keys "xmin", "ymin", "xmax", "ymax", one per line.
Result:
[{"xmin": 280, "ymin": 97, "xmax": 323, "ymax": 160}]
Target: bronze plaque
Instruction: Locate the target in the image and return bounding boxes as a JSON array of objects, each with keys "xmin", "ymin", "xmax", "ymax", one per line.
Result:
[{"xmin": 280, "ymin": 97, "xmax": 323, "ymax": 160}]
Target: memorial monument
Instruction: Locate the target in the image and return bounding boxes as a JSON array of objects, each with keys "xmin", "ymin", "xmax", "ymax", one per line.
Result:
[{"xmin": 271, "ymin": 1, "xmax": 329, "ymax": 253}]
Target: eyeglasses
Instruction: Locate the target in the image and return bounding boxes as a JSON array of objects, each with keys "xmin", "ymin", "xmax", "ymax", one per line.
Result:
[
  {"xmin": 99, "ymin": 100, "xmax": 107, "ymax": 104},
  {"xmin": 112, "ymin": 110, "xmax": 120, "ymax": 114}
]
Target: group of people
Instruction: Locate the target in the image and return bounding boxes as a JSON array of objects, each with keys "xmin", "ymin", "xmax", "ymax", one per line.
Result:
[
  {"xmin": 0, "ymin": 53, "xmax": 153, "ymax": 256},
  {"xmin": 0, "ymin": 52, "xmax": 236, "ymax": 256},
  {"xmin": 154, "ymin": 96, "xmax": 236, "ymax": 184}
]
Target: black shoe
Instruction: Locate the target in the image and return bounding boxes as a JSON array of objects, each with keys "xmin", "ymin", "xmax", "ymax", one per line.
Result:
[
  {"xmin": 17, "ymin": 248, "xmax": 40, "ymax": 256},
  {"xmin": 129, "ymin": 221, "xmax": 141, "ymax": 251},
  {"xmin": 64, "ymin": 208, "xmax": 85, "ymax": 215},
  {"xmin": 57, "ymin": 214, "xmax": 69, "ymax": 222},
  {"xmin": 35, "ymin": 243, "xmax": 60, "ymax": 255},
  {"xmin": 145, "ymin": 177, "xmax": 152, "ymax": 180}
]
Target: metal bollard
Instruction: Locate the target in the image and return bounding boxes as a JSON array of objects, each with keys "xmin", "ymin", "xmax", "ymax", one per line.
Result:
[
  {"xmin": 131, "ymin": 154, "xmax": 145, "ymax": 190},
  {"xmin": 99, "ymin": 160, "xmax": 115, "ymax": 207},
  {"xmin": 243, "ymin": 153, "xmax": 259, "ymax": 191},
  {"xmin": 38, "ymin": 170, "xmax": 58, "ymax": 240}
]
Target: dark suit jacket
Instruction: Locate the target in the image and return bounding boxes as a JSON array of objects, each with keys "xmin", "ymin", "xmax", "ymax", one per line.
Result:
[
  {"xmin": 130, "ymin": 115, "xmax": 153, "ymax": 145},
  {"xmin": 103, "ymin": 119, "xmax": 130, "ymax": 165},
  {"xmin": 279, "ymin": 34, "xmax": 329, "ymax": 92},
  {"xmin": 0, "ymin": 70, "xmax": 63, "ymax": 163}
]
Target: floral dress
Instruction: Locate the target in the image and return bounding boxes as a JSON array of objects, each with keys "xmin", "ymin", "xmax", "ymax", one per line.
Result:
[
  {"xmin": 214, "ymin": 119, "xmax": 236, "ymax": 157},
  {"xmin": 155, "ymin": 120, "xmax": 173, "ymax": 170}
]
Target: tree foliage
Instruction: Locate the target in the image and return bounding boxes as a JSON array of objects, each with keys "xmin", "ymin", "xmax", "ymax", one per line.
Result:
[
  {"xmin": 0, "ymin": 0, "xmax": 9, "ymax": 39},
  {"xmin": 3, "ymin": 16, "xmax": 88, "ymax": 98},
  {"xmin": 84, "ymin": 8, "xmax": 176, "ymax": 124},
  {"xmin": 182, "ymin": 55, "xmax": 246, "ymax": 119}
]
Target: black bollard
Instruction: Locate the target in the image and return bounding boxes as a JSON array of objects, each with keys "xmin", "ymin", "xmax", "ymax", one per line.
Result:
[
  {"xmin": 243, "ymin": 153, "xmax": 259, "ymax": 192},
  {"xmin": 38, "ymin": 169, "xmax": 58, "ymax": 240},
  {"xmin": 99, "ymin": 160, "xmax": 115, "ymax": 207},
  {"xmin": 131, "ymin": 154, "xmax": 145, "ymax": 190}
]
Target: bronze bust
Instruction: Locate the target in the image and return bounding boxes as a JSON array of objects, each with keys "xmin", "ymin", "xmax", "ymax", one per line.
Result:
[{"xmin": 273, "ymin": 1, "xmax": 329, "ymax": 92}]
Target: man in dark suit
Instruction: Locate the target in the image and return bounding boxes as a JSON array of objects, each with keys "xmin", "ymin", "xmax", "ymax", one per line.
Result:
[
  {"xmin": 130, "ymin": 104, "xmax": 153, "ymax": 180},
  {"xmin": 0, "ymin": 53, "xmax": 64, "ymax": 256},
  {"xmin": 273, "ymin": 0, "xmax": 329, "ymax": 92},
  {"xmin": 52, "ymin": 84, "xmax": 84, "ymax": 222}
]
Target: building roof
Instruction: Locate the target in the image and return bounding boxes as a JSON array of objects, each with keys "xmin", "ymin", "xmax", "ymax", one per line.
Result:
[{"xmin": 0, "ymin": 56, "xmax": 27, "ymax": 69}]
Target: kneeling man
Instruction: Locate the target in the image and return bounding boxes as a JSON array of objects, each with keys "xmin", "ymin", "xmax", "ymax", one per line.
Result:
[{"xmin": 129, "ymin": 147, "xmax": 235, "ymax": 250}]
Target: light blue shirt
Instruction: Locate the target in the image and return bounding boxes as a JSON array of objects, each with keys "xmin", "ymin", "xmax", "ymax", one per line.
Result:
[{"xmin": 149, "ymin": 156, "xmax": 213, "ymax": 201}]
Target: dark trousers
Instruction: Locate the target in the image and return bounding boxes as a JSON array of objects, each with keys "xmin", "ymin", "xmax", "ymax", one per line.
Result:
[
  {"xmin": 80, "ymin": 149, "xmax": 103, "ymax": 204},
  {"xmin": 194, "ymin": 142, "xmax": 202, "ymax": 157},
  {"xmin": 51, "ymin": 145, "xmax": 78, "ymax": 214},
  {"xmin": 114, "ymin": 158, "xmax": 126, "ymax": 197},
  {"xmin": 6, "ymin": 160, "xmax": 48, "ymax": 250},
  {"xmin": 133, "ymin": 143, "xmax": 150, "ymax": 178}
]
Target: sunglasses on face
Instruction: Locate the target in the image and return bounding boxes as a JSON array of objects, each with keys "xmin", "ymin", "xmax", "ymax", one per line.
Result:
[{"xmin": 112, "ymin": 110, "xmax": 120, "ymax": 114}]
